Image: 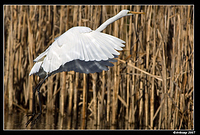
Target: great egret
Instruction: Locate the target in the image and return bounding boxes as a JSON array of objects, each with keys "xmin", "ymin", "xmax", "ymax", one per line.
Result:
[{"xmin": 26, "ymin": 9, "xmax": 144, "ymax": 127}]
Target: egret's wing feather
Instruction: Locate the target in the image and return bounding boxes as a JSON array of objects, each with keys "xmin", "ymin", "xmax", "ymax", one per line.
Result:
[
  {"xmin": 99, "ymin": 32, "xmax": 125, "ymax": 50},
  {"xmin": 86, "ymin": 33, "xmax": 109, "ymax": 61},
  {"xmin": 80, "ymin": 35, "xmax": 90, "ymax": 61},
  {"xmin": 104, "ymin": 37, "xmax": 124, "ymax": 50},
  {"xmin": 101, "ymin": 32, "xmax": 126, "ymax": 45},
  {"xmin": 51, "ymin": 59, "xmax": 111, "ymax": 75},
  {"xmin": 56, "ymin": 31, "xmax": 69, "ymax": 47},
  {"xmin": 44, "ymin": 41, "xmax": 63, "ymax": 72},
  {"xmin": 81, "ymin": 35, "xmax": 96, "ymax": 61},
  {"xmin": 99, "ymin": 60, "xmax": 114, "ymax": 67},
  {"xmin": 108, "ymin": 55, "xmax": 118, "ymax": 63},
  {"xmin": 90, "ymin": 32, "xmax": 115, "ymax": 58},
  {"xmin": 39, "ymin": 27, "xmax": 125, "ymax": 73},
  {"xmin": 29, "ymin": 61, "xmax": 43, "ymax": 76},
  {"xmin": 82, "ymin": 34, "xmax": 104, "ymax": 61},
  {"xmin": 92, "ymin": 32, "xmax": 120, "ymax": 56}
]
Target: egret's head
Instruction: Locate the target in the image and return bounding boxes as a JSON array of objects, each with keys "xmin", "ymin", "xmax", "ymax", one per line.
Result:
[{"xmin": 119, "ymin": 9, "xmax": 145, "ymax": 17}]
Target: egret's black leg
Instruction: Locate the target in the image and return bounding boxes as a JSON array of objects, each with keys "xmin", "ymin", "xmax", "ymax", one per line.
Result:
[
  {"xmin": 38, "ymin": 89, "xmax": 42, "ymax": 114},
  {"xmin": 26, "ymin": 74, "xmax": 49, "ymax": 128},
  {"xmin": 25, "ymin": 85, "xmax": 37, "ymax": 127},
  {"xmin": 30, "ymin": 88, "xmax": 42, "ymax": 127}
]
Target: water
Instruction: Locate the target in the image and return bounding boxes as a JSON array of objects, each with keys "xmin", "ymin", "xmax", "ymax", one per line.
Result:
[{"xmin": 4, "ymin": 111, "xmax": 80, "ymax": 130}]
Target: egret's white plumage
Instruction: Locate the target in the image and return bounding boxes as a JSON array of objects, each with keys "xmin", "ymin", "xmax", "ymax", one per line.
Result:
[{"xmin": 29, "ymin": 10, "xmax": 144, "ymax": 78}]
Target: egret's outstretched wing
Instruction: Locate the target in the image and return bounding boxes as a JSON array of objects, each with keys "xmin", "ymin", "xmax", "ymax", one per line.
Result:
[{"xmin": 30, "ymin": 27, "xmax": 125, "ymax": 75}]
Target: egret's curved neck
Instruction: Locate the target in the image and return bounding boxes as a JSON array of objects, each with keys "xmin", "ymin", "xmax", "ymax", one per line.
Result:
[{"xmin": 95, "ymin": 13, "xmax": 124, "ymax": 32}]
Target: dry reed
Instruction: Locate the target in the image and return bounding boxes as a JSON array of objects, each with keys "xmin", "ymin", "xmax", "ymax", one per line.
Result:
[{"xmin": 4, "ymin": 5, "xmax": 194, "ymax": 129}]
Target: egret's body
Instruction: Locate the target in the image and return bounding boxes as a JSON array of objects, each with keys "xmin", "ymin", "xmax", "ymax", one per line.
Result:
[{"xmin": 26, "ymin": 9, "xmax": 144, "ymax": 127}]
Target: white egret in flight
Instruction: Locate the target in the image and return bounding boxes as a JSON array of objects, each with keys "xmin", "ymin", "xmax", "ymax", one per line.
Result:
[{"xmin": 26, "ymin": 9, "xmax": 144, "ymax": 127}]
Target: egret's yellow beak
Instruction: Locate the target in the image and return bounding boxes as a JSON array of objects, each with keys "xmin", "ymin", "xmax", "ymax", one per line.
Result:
[{"xmin": 129, "ymin": 11, "xmax": 145, "ymax": 14}]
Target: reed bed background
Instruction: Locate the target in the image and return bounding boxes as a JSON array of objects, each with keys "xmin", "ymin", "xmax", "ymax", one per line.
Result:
[{"xmin": 4, "ymin": 5, "xmax": 194, "ymax": 129}]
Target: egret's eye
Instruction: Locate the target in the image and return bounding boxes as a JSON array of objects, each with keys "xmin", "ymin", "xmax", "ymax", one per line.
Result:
[{"xmin": 127, "ymin": 11, "xmax": 131, "ymax": 14}]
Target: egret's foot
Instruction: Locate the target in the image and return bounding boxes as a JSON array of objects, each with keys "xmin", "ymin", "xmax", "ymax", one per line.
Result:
[
  {"xmin": 26, "ymin": 113, "xmax": 41, "ymax": 128},
  {"xmin": 26, "ymin": 113, "xmax": 35, "ymax": 127}
]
